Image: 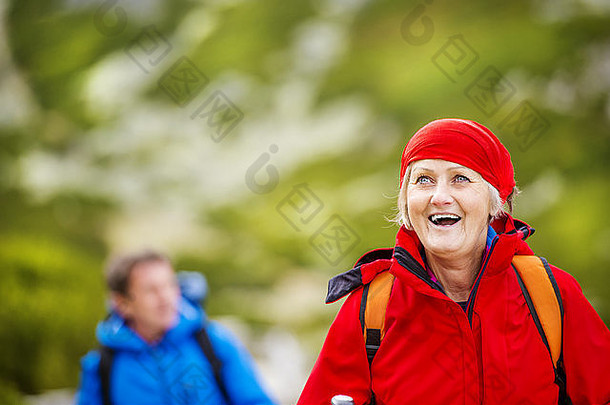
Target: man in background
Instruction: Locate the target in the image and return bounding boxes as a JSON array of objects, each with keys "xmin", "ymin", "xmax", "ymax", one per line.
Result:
[{"xmin": 75, "ymin": 250, "xmax": 276, "ymax": 405}]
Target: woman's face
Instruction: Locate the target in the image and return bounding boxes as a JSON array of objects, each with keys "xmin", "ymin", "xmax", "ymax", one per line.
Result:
[{"xmin": 407, "ymin": 159, "xmax": 492, "ymax": 259}]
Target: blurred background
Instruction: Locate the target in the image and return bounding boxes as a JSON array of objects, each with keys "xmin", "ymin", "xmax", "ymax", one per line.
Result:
[{"xmin": 1, "ymin": 0, "xmax": 609, "ymax": 403}]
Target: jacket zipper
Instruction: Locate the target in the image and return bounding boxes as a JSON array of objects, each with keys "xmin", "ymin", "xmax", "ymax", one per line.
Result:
[
  {"xmin": 395, "ymin": 241, "xmax": 502, "ymax": 324},
  {"xmin": 466, "ymin": 236, "xmax": 499, "ymax": 325}
]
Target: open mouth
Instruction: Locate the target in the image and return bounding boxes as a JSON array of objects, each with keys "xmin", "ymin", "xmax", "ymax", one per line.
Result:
[{"xmin": 429, "ymin": 214, "xmax": 461, "ymax": 226}]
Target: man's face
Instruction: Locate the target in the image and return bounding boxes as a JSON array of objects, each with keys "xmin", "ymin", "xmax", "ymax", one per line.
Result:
[{"xmin": 116, "ymin": 260, "xmax": 180, "ymax": 342}]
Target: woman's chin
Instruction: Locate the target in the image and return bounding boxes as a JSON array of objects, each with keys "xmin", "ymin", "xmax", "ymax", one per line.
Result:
[{"xmin": 422, "ymin": 238, "xmax": 466, "ymax": 257}]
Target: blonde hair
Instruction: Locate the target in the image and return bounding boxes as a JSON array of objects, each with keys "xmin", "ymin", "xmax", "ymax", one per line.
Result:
[{"xmin": 393, "ymin": 164, "xmax": 518, "ymax": 229}]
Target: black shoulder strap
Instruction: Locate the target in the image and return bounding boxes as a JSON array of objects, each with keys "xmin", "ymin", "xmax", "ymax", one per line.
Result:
[
  {"xmin": 195, "ymin": 326, "xmax": 231, "ymax": 404},
  {"xmin": 98, "ymin": 346, "xmax": 114, "ymax": 405}
]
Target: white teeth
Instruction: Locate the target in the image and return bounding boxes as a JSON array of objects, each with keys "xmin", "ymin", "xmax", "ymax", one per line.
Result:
[{"xmin": 430, "ymin": 214, "xmax": 460, "ymax": 221}]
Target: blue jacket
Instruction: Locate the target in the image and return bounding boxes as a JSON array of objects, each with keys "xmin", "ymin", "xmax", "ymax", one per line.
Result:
[{"xmin": 75, "ymin": 299, "xmax": 276, "ymax": 405}]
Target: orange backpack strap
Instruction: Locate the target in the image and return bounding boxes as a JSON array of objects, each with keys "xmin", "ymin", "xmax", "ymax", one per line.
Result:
[
  {"xmin": 512, "ymin": 255, "xmax": 571, "ymax": 405},
  {"xmin": 360, "ymin": 270, "xmax": 395, "ymax": 365},
  {"xmin": 512, "ymin": 255, "xmax": 563, "ymax": 366}
]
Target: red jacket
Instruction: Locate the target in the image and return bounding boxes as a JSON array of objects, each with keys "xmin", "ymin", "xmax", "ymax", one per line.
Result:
[{"xmin": 298, "ymin": 216, "xmax": 610, "ymax": 405}]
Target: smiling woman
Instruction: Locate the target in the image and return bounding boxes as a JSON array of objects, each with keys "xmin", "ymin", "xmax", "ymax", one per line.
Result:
[
  {"xmin": 298, "ymin": 119, "xmax": 610, "ymax": 405},
  {"xmin": 405, "ymin": 160, "xmax": 493, "ymax": 302}
]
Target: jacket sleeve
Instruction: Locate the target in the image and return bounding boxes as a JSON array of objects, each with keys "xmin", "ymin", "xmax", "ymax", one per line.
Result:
[
  {"xmin": 553, "ymin": 266, "xmax": 610, "ymax": 405},
  {"xmin": 73, "ymin": 351, "xmax": 102, "ymax": 405},
  {"xmin": 297, "ymin": 289, "xmax": 372, "ymax": 405},
  {"xmin": 207, "ymin": 321, "xmax": 277, "ymax": 405}
]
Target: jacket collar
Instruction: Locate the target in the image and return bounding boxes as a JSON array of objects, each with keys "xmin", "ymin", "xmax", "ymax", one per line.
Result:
[
  {"xmin": 325, "ymin": 214, "xmax": 535, "ymax": 303},
  {"xmin": 96, "ymin": 297, "xmax": 204, "ymax": 351},
  {"xmin": 390, "ymin": 214, "xmax": 535, "ymax": 297}
]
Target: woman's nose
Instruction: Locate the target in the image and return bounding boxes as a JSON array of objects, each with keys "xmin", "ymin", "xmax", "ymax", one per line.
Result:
[{"xmin": 430, "ymin": 182, "xmax": 453, "ymax": 206}]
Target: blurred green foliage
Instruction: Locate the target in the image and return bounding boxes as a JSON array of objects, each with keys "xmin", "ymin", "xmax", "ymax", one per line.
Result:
[{"xmin": 1, "ymin": 0, "xmax": 609, "ymax": 401}]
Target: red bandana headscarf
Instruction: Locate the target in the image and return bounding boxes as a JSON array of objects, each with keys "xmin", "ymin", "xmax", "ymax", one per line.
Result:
[{"xmin": 400, "ymin": 118, "xmax": 516, "ymax": 202}]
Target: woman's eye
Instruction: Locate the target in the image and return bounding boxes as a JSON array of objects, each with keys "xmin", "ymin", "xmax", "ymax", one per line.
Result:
[
  {"xmin": 454, "ymin": 175, "xmax": 470, "ymax": 183},
  {"xmin": 415, "ymin": 175, "xmax": 432, "ymax": 184}
]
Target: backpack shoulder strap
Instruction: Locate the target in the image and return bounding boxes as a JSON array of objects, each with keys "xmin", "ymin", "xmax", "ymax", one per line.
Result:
[
  {"xmin": 512, "ymin": 255, "xmax": 572, "ymax": 405},
  {"xmin": 511, "ymin": 255, "xmax": 563, "ymax": 366},
  {"xmin": 359, "ymin": 270, "xmax": 395, "ymax": 365},
  {"xmin": 98, "ymin": 346, "xmax": 114, "ymax": 405},
  {"xmin": 195, "ymin": 326, "xmax": 231, "ymax": 404}
]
